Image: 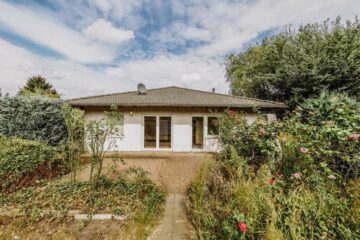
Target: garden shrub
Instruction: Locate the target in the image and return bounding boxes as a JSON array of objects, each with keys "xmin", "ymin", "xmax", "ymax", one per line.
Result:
[
  {"xmin": 0, "ymin": 137, "xmax": 64, "ymax": 193},
  {"xmin": 217, "ymin": 112, "xmax": 280, "ymax": 163},
  {"xmin": 281, "ymin": 92, "xmax": 360, "ymax": 180},
  {"xmin": 188, "ymin": 92, "xmax": 360, "ymax": 239},
  {"xmin": 0, "ymin": 96, "xmax": 67, "ymax": 146},
  {"xmin": 61, "ymin": 104, "xmax": 84, "ymax": 182}
]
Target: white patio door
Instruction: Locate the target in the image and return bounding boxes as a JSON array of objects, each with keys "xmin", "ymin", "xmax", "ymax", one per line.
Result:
[{"xmin": 144, "ymin": 116, "xmax": 172, "ymax": 150}]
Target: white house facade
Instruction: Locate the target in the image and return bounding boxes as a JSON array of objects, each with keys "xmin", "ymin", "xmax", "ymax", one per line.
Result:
[{"xmin": 69, "ymin": 86, "xmax": 286, "ymax": 153}]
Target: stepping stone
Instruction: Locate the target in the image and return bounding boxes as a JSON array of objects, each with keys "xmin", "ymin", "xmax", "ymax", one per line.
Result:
[
  {"xmin": 74, "ymin": 214, "xmax": 90, "ymax": 220},
  {"xmin": 92, "ymin": 214, "xmax": 112, "ymax": 220}
]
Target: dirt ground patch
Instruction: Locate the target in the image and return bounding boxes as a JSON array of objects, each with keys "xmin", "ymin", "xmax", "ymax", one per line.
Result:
[
  {"xmin": 76, "ymin": 152, "xmax": 215, "ymax": 193},
  {"xmin": 0, "ymin": 216, "xmax": 152, "ymax": 240}
]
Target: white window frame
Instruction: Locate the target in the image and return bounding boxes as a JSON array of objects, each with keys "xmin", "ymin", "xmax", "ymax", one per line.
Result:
[{"xmin": 142, "ymin": 115, "xmax": 173, "ymax": 151}]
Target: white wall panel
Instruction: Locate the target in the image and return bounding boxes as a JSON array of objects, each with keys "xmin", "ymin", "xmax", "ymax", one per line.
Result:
[{"xmin": 172, "ymin": 114, "xmax": 192, "ymax": 152}]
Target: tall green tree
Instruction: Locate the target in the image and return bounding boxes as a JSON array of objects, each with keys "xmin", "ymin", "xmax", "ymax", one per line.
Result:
[
  {"xmin": 18, "ymin": 75, "xmax": 60, "ymax": 98},
  {"xmin": 225, "ymin": 17, "xmax": 360, "ymax": 108}
]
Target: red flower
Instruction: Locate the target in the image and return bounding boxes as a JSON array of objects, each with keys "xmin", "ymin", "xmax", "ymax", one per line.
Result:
[
  {"xmin": 237, "ymin": 222, "xmax": 247, "ymax": 233},
  {"xmin": 228, "ymin": 110, "xmax": 237, "ymax": 117},
  {"xmin": 299, "ymin": 147, "xmax": 309, "ymax": 154},
  {"xmin": 348, "ymin": 133, "xmax": 359, "ymax": 141},
  {"xmin": 268, "ymin": 177, "xmax": 276, "ymax": 185}
]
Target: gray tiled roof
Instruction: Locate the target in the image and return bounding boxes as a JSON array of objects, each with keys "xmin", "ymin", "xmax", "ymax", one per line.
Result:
[{"xmin": 68, "ymin": 86, "xmax": 287, "ymax": 109}]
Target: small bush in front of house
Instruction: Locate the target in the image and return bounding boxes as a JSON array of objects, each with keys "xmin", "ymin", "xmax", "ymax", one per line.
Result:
[
  {"xmin": 216, "ymin": 111, "xmax": 281, "ymax": 170},
  {"xmin": 188, "ymin": 92, "xmax": 360, "ymax": 239},
  {"xmin": 0, "ymin": 137, "xmax": 65, "ymax": 192},
  {"xmin": 0, "ymin": 96, "xmax": 67, "ymax": 146}
]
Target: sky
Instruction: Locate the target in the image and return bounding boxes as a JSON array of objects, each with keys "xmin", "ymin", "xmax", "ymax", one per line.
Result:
[{"xmin": 0, "ymin": 0, "xmax": 359, "ymax": 98}]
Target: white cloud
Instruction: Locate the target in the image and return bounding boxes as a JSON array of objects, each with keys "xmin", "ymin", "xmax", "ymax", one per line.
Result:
[
  {"xmin": 0, "ymin": 38, "xmax": 228, "ymax": 98},
  {"xmin": 182, "ymin": 27, "xmax": 211, "ymax": 42},
  {"xmin": 0, "ymin": 38, "xmax": 130, "ymax": 98},
  {"xmin": 92, "ymin": 0, "xmax": 112, "ymax": 14},
  {"xmin": 187, "ymin": 0, "xmax": 360, "ymax": 57},
  {"xmin": 83, "ymin": 19, "xmax": 134, "ymax": 44},
  {"xmin": 150, "ymin": 23, "xmax": 211, "ymax": 47},
  {"xmin": 0, "ymin": 1, "xmax": 115, "ymax": 64},
  {"xmin": 105, "ymin": 54, "xmax": 227, "ymax": 94},
  {"xmin": 182, "ymin": 72, "xmax": 201, "ymax": 83},
  {"xmin": 85, "ymin": 0, "xmax": 145, "ymax": 30}
]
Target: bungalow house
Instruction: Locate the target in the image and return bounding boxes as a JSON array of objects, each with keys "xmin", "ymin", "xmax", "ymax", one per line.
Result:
[{"xmin": 68, "ymin": 85, "xmax": 286, "ymax": 152}]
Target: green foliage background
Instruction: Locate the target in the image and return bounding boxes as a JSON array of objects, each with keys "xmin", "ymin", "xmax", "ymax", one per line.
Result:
[
  {"xmin": 18, "ymin": 75, "xmax": 60, "ymax": 98},
  {"xmin": 225, "ymin": 17, "xmax": 360, "ymax": 108},
  {"xmin": 0, "ymin": 96, "xmax": 67, "ymax": 146}
]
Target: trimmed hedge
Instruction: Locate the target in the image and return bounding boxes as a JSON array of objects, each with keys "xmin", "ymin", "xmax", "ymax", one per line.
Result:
[
  {"xmin": 0, "ymin": 137, "xmax": 64, "ymax": 192},
  {"xmin": 0, "ymin": 96, "xmax": 67, "ymax": 146}
]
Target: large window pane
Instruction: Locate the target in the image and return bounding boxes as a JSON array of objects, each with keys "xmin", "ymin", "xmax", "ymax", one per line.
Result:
[
  {"xmin": 144, "ymin": 116, "xmax": 156, "ymax": 148},
  {"xmin": 159, "ymin": 117, "xmax": 171, "ymax": 148},
  {"xmin": 192, "ymin": 117, "xmax": 204, "ymax": 149}
]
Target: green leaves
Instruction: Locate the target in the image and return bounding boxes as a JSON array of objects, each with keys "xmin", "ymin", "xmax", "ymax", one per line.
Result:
[
  {"xmin": 85, "ymin": 105, "xmax": 124, "ymax": 184},
  {"xmin": 225, "ymin": 17, "xmax": 360, "ymax": 108},
  {"xmin": 0, "ymin": 137, "xmax": 64, "ymax": 192},
  {"xmin": 0, "ymin": 96, "xmax": 67, "ymax": 146},
  {"xmin": 18, "ymin": 75, "xmax": 59, "ymax": 99}
]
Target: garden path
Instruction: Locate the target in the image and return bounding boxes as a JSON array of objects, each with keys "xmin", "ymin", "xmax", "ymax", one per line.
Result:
[
  {"xmin": 72, "ymin": 152, "xmax": 214, "ymax": 239},
  {"xmin": 148, "ymin": 193, "xmax": 195, "ymax": 240}
]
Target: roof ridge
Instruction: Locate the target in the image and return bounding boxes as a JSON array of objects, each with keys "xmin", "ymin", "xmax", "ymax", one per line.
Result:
[
  {"xmin": 170, "ymin": 86, "xmax": 286, "ymax": 106},
  {"xmin": 67, "ymin": 85, "xmax": 286, "ymax": 107},
  {"xmin": 66, "ymin": 86, "xmax": 175, "ymax": 102}
]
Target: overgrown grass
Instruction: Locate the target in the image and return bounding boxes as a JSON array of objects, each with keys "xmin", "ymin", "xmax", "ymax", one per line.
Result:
[
  {"xmin": 188, "ymin": 93, "xmax": 360, "ymax": 239},
  {"xmin": 188, "ymin": 156, "xmax": 359, "ymax": 239},
  {"xmin": 1, "ymin": 167, "xmax": 165, "ymax": 222},
  {"xmin": 0, "ymin": 167, "xmax": 166, "ymax": 240}
]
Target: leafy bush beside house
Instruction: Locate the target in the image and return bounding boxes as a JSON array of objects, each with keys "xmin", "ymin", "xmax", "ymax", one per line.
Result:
[
  {"xmin": 0, "ymin": 137, "xmax": 64, "ymax": 193},
  {"xmin": 188, "ymin": 92, "xmax": 360, "ymax": 239},
  {"xmin": 0, "ymin": 96, "xmax": 67, "ymax": 146}
]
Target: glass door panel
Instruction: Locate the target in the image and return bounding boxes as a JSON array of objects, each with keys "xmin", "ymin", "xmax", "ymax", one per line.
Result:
[
  {"xmin": 159, "ymin": 117, "xmax": 171, "ymax": 148},
  {"xmin": 192, "ymin": 117, "xmax": 204, "ymax": 149},
  {"xmin": 144, "ymin": 116, "xmax": 156, "ymax": 148}
]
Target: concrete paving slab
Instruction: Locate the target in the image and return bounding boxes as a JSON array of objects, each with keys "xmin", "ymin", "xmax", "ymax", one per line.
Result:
[
  {"xmin": 92, "ymin": 214, "xmax": 112, "ymax": 220},
  {"xmin": 149, "ymin": 193, "xmax": 194, "ymax": 240},
  {"xmin": 173, "ymin": 234, "xmax": 191, "ymax": 240}
]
